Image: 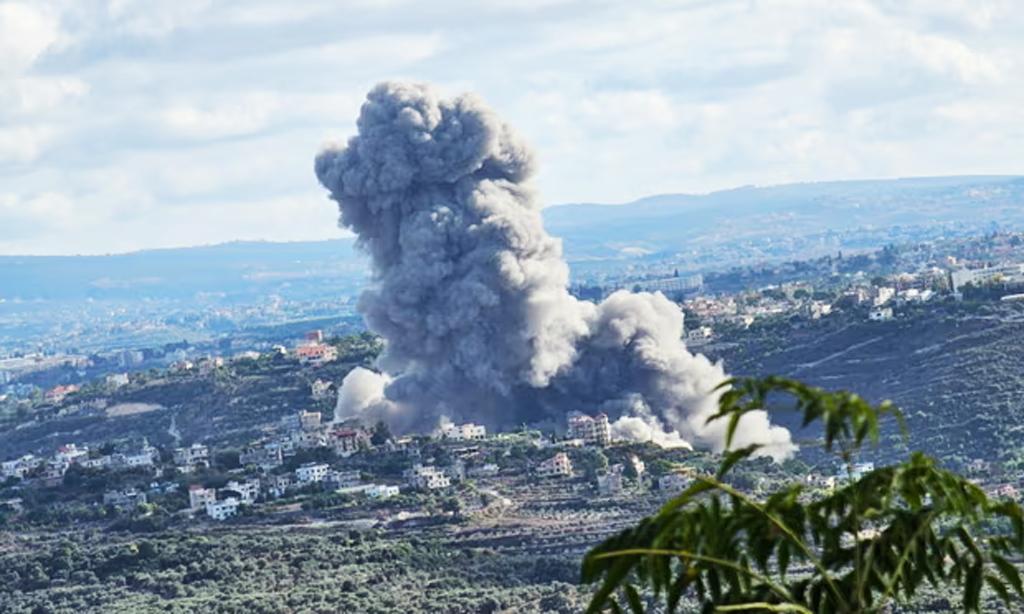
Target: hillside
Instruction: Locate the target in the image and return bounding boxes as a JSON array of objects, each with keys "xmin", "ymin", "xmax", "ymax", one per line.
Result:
[{"xmin": 710, "ymin": 302, "xmax": 1024, "ymax": 466}]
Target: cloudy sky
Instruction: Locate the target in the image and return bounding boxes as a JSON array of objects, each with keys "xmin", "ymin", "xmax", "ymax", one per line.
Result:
[{"xmin": 1, "ymin": 0, "xmax": 1021, "ymax": 255}]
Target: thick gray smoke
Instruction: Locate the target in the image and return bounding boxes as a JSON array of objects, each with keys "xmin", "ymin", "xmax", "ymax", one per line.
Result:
[{"xmin": 315, "ymin": 82, "xmax": 795, "ymax": 461}]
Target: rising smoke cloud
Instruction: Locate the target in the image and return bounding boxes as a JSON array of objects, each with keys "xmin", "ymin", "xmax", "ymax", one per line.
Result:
[{"xmin": 316, "ymin": 82, "xmax": 796, "ymax": 461}]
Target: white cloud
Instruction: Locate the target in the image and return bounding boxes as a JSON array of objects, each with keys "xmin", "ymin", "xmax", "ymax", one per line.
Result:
[{"xmin": 1, "ymin": 0, "xmax": 1023, "ymax": 253}]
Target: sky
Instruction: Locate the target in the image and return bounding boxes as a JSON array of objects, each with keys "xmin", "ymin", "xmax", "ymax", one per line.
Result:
[{"xmin": 0, "ymin": 0, "xmax": 1022, "ymax": 255}]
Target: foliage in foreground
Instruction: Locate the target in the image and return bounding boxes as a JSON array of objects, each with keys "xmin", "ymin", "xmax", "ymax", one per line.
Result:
[{"xmin": 583, "ymin": 376, "xmax": 1024, "ymax": 613}]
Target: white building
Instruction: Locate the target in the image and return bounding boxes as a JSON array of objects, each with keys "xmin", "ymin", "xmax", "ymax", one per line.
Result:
[
  {"xmin": 295, "ymin": 462, "xmax": 330, "ymax": 484},
  {"xmin": 106, "ymin": 373, "xmax": 130, "ymax": 388},
  {"xmin": 951, "ymin": 264, "xmax": 1024, "ymax": 292},
  {"xmin": 407, "ymin": 464, "xmax": 451, "ymax": 490},
  {"xmin": 441, "ymin": 422, "xmax": 487, "ymax": 441},
  {"xmin": 206, "ymin": 497, "xmax": 239, "ymax": 521},
  {"xmin": 266, "ymin": 474, "xmax": 292, "ymax": 498},
  {"xmin": 567, "ymin": 412, "xmax": 611, "ymax": 447},
  {"xmin": 173, "ymin": 443, "xmax": 210, "ymax": 469},
  {"xmin": 874, "ymin": 286, "xmax": 895, "ymax": 306},
  {"xmin": 325, "ymin": 469, "xmax": 361, "ymax": 489},
  {"xmin": 55, "ymin": 444, "xmax": 88, "ymax": 465},
  {"xmin": 189, "ymin": 486, "xmax": 217, "ymax": 511},
  {"xmin": 536, "ymin": 452, "xmax": 573, "ymax": 478},
  {"xmin": 366, "ymin": 484, "xmax": 400, "ymax": 499},
  {"xmin": 239, "ymin": 443, "xmax": 284, "ymax": 471},
  {"xmin": 223, "ymin": 478, "xmax": 261, "ymax": 505},
  {"xmin": 311, "ymin": 379, "xmax": 333, "ymax": 401}
]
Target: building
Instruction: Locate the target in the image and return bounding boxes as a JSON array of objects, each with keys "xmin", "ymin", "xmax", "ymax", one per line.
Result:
[
  {"xmin": 103, "ymin": 488, "xmax": 147, "ymax": 509},
  {"xmin": 406, "ymin": 464, "xmax": 451, "ymax": 490},
  {"xmin": 628, "ymin": 455, "xmax": 646, "ymax": 481},
  {"xmin": 106, "ymin": 373, "xmax": 130, "ymax": 388},
  {"xmin": 239, "ymin": 443, "xmax": 284, "ymax": 471},
  {"xmin": 291, "ymin": 429, "xmax": 328, "ymax": 450},
  {"xmin": 45, "ymin": 384, "xmax": 80, "ymax": 403},
  {"xmin": 596, "ymin": 465, "xmax": 625, "ymax": 495},
  {"xmin": 311, "ymin": 379, "xmax": 333, "ymax": 401},
  {"xmin": 567, "ymin": 412, "xmax": 611, "ymax": 447},
  {"xmin": 282, "ymin": 410, "xmax": 322, "ymax": 432},
  {"xmin": 223, "ymin": 478, "xmax": 261, "ymax": 505},
  {"xmin": 633, "ymin": 274, "xmax": 703, "ymax": 295},
  {"xmin": 206, "ymin": 497, "xmax": 239, "ymax": 521},
  {"xmin": 951, "ymin": 263, "xmax": 1024, "ymax": 293},
  {"xmin": 1, "ymin": 454, "xmax": 41, "ymax": 479},
  {"xmin": 536, "ymin": 452, "xmax": 573, "ymax": 478},
  {"xmin": 119, "ymin": 443, "xmax": 158, "ymax": 468},
  {"xmin": 440, "ymin": 422, "xmax": 487, "ymax": 441},
  {"xmin": 294, "ymin": 344, "xmax": 338, "ymax": 366},
  {"xmin": 366, "ymin": 484, "xmax": 400, "ymax": 499},
  {"xmin": 686, "ymin": 326, "xmax": 714, "ymax": 344},
  {"xmin": 189, "ymin": 485, "xmax": 217, "ymax": 511},
  {"xmin": 658, "ymin": 472, "xmax": 691, "ymax": 493},
  {"xmin": 325, "ymin": 469, "xmax": 362, "ymax": 490},
  {"xmin": 329, "ymin": 428, "xmax": 369, "ymax": 457},
  {"xmin": 295, "ymin": 462, "xmax": 330, "ymax": 484},
  {"xmin": 266, "ymin": 474, "xmax": 292, "ymax": 498},
  {"xmin": 173, "ymin": 443, "xmax": 210, "ymax": 469},
  {"xmin": 873, "ymin": 286, "xmax": 895, "ymax": 306},
  {"xmin": 55, "ymin": 444, "xmax": 88, "ymax": 465}
]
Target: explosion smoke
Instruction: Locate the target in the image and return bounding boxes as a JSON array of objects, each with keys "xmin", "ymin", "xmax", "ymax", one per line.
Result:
[{"xmin": 315, "ymin": 82, "xmax": 795, "ymax": 460}]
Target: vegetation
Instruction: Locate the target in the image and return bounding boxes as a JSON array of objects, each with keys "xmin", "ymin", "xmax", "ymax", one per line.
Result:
[{"xmin": 583, "ymin": 376, "xmax": 1024, "ymax": 613}]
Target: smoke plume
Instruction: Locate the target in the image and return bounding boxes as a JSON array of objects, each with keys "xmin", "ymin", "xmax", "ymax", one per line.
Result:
[{"xmin": 316, "ymin": 82, "xmax": 795, "ymax": 461}]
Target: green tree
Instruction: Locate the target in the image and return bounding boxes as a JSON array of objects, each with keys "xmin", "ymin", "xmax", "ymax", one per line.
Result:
[{"xmin": 583, "ymin": 376, "xmax": 1024, "ymax": 613}]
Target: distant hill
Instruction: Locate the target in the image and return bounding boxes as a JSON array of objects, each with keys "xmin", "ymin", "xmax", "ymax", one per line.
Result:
[
  {"xmin": 2, "ymin": 176, "xmax": 1023, "ymax": 301},
  {"xmin": 0, "ymin": 239, "xmax": 365, "ymax": 302},
  {"xmin": 544, "ymin": 175, "xmax": 1024, "ymax": 260}
]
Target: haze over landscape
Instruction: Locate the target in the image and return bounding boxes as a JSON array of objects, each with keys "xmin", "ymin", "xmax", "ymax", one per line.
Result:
[{"xmin": 3, "ymin": 2, "xmax": 1024, "ymax": 613}]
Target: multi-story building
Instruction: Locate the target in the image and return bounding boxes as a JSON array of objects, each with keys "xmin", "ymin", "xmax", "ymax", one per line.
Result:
[
  {"xmin": 239, "ymin": 443, "xmax": 284, "ymax": 471},
  {"xmin": 189, "ymin": 485, "xmax": 217, "ymax": 511},
  {"xmin": 567, "ymin": 412, "xmax": 611, "ymax": 447},
  {"xmin": 406, "ymin": 464, "xmax": 451, "ymax": 490},
  {"xmin": 173, "ymin": 443, "xmax": 210, "ymax": 469},
  {"xmin": 223, "ymin": 478, "xmax": 261, "ymax": 505},
  {"xmin": 596, "ymin": 465, "xmax": 624, "ymax": 495},
  {"xmin": 440, "ymin": 422, "xmax": 487, "ymax": 441},
  {"xmin": 329, "ymin": 428, "xmax": 368, "ymax": 457},
  {"xmin": 295, "ymin": 462, "xmax": 330, "ymax": 484},
  {"xmin": 536, "ymin": 452, "xmax": 573, "ymax": 478},
  {"xmin": 366, "ymin": 484, "xmax": 400, "ymax": 499},
  {"xmin": 206, "ymin": 497, "xmax": 239, "ymax": 521}
]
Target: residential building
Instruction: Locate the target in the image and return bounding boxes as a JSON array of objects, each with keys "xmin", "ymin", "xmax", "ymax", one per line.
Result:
[
  {"xmin": 440, "ymin": 422, "xmax": 487, "ymax": 441},
  {"xmin": 223, "ymin": 478, "xmax": 261, "ymax": 505},
  {"xmin": 536, "ymin": 452, "xmax": 573, "ymax": 478},
  {"xmin": 189, "ymin": 485, "xmax": 217, "ymax": 511},
  {"xmin": 45, "ymin": 384, "xmax": 80, "ymax": 403},
  {"xmin": 406, "ymin": 464, "xmax": 451, "ymax": 490},
  {"xmin": 366, "ymin": 484, "xmax": 400, "ymax": 499},
  {"xmin": 311, "ymin": 379, "xmax": 333, "ymax": 401},
  {"xmin": 239, "ymin": 443, "xmax": 283, "ymax": 471},
  {"xmin": 282, "ymin": 410, "xmax": 322, "ymax": 432},
  {"xmin": 950, "ymin": 263, "xmax": 1024, "ymax": 292},
  {"xmin": 874, "ymin": 286, "xmax": 896, "ymax": 306},
  {"xmin": 106, "ymin": 373, "xmax": 130, "ymax": 388},
  {"xmin": 103, "ymin": 488, "xmax": 147, "ymax": 509},
  {"xmin": 294, "ymin": 343, "xmax": 338, "ymax": 365},
  {"xmin": 658, "ymin": 472, "xmax": 691, "ymax": 493},
  {"xmin": 55, "ymin": 444, "xmax": 88, "ymax": 465},
  {"xmin": 173, "ymin": 443, "xmax": 210, "ymax": 469},
  {"xmin": 266, "ymin": 474, "xmax": 292, "ymax": 498},
  {"xmin": 206, "ymin": 497, "xmax": 239, "ymax": 521},
  {"xmin": 295, "ymin": 462, "xmax": 330, "ymax": 484},
  {"xmin": 596, "ymin": 465, "xmax": 624, "ymax": 495},
  {"xmin": 329, "ymin": 428, "xmax": 368, "ymax": 457},
  {"xmin": 325, "ymin": 470, "xmax": 361, "ymax": 490},
  {"xmin": 567, "ymin": 412, "xmax": 611, "ymax": 447}
]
